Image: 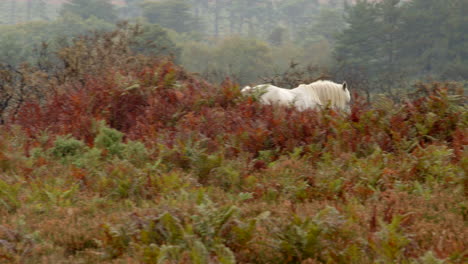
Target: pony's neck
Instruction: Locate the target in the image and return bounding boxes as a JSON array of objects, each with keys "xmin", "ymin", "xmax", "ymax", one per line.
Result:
[{"xmin": 310, "ymin": 82, "xmax": 346, "ymax": 110}]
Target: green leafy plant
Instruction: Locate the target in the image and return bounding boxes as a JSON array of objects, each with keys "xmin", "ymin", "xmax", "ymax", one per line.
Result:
[
  {"xmin": 49, "ymin": 135, "xmax": 89, "ymax": 163},
  {"xmin": 0, "ymin": 179, "xmax": 21, "ymax": 213}
]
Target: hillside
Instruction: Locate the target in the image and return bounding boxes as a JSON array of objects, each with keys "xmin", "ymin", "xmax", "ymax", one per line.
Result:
[{"xmin": 0, "ymin": 27, "xmax": 466, "ymax": 263}]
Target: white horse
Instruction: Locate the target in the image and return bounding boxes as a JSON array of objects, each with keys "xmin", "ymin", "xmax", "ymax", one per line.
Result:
[{"xmin": 241, "ymin": 80, "xmax": 350, "ymax": 112}]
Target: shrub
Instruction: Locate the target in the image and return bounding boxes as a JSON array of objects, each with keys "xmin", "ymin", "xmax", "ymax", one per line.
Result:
[{"xmin": 49, "ymin": 135, "xmax": 88, "ymax": 163}]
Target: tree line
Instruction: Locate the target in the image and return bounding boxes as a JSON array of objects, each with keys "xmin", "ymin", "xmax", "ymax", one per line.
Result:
[
  {"xmin": 335, "ymin": 0, "xmax": 468, "ymax": 96},
  {"xmin": 0, "ymin": 0, "xmax": 466, "ymax": 95}
]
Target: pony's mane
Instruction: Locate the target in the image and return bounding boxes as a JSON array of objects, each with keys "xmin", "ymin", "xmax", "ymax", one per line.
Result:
[{"xmin": 300, "ymin": 80, "xmax": 350, "ymax": 110}]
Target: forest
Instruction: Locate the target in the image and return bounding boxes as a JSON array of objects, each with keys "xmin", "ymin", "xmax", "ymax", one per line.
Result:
[{"xmin": 0, "ymin": 0, "xmax": 466, "ymax": 263}]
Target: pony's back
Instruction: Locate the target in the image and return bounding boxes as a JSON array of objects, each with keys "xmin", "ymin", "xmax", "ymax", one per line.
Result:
[
  {"xmin": 242, "ymin": 84, "xmax": 296, "ymax": 107},
  {"xmin": 242, "ymin": 83, "xmax": 324, "ymax": 111},
  {"xmin": 256, "ymin": 85, "xmax": 296, "ymax": 106},
  {"xmin": 290, "ymin": 84, "xmax": 323, "ymax": 111}
]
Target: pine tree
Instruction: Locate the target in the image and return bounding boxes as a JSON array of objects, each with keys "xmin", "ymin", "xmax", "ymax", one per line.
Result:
[
  {"xmin": 60, "ymin": 0, "xmax": 117, "ymax": 22},
  {"xmin": 335, "ymin": 1, "xmax": 380, "ymax": 76},
  {"xmin": 334, "ymin": 0, "xmax": 408, "ymax": 93},
  {"xmin": 9, "ymin": 0, "xmax": 17, "ymax": 24},
  {"xmin": 375, "ymin": 0, "xmax": 405, "ymax": 91},
  {"xmin": 279, "ymin": 0, "xmax": 319, "ymax": 38},
  {"xmin": 141, "ymin": 0, "xmax": 202, "ymax": 33},
  {"xmin": 36, "ymin": 0, "xmax": 49, "ymax": 21},
  {"xmin": 26, "ymin": 0, "xmax": 32, "ymax": 21},
  {"xmin": 399, "ymin": 0, "xmax": 468, "ymax": 79},
  {"xmin": 0, "ymin": 1, "xmax": 7, "ymax": 24},
  {"xmin": 120, "ymin": 0, "xmax": 144, "ymax": 19},
  {"xmin": 212, "ymin": 0, "xmax": 223, "ymax": 37}
]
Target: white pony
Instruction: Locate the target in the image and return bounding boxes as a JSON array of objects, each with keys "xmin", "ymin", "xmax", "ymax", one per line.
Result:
[{"xmin": 241, "ymin": 80, "xmax": 350, "ymax": 112}]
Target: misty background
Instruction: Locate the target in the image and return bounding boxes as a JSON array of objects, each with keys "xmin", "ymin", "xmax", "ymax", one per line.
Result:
[{"xmin": 0, "ymin": 0, "xmax": 467, "ymax": 98}]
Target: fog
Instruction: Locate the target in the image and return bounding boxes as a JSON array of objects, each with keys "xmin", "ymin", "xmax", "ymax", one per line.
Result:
[{"xmin": 0, "ymin": 0, "xmax": 466, "ymax": 91}]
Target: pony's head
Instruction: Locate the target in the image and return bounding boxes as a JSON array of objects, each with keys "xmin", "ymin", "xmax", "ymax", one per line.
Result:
[
  {"xmin": 241, "ymin": 84, "xmax": 272, "ymax": 102},
  {"xmin": 241, "ymin": 84, "xmax": 271, "ymax": 96},
  {"xmin": 342, "ymin": 81, "xmax": 351, "ymax": 112},
  {"xmin": 241, "ymin": 85, "xmax": 253, "ymax": 94}
]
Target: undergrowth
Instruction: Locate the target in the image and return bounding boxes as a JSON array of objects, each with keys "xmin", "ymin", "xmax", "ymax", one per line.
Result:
[{"xmin": 0, "ymin": 28, "xmax": 466, "ymax": 263}]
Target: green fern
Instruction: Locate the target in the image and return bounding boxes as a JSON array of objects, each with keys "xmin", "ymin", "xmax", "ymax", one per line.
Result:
[
  {"xmin": 156, "ymin": 245, "xmax": 184, "ymax": 264},
  {"xmin": 33, "ymin": 183, "xmax": 79, "ymax": 207},
  {"xmin": 190, "ymin": 239, "xmax": 209, "ymax": 264},
  {"xmin": 192, "ymin": 202, "xmax": 239, "ymax": 244},
  {"xmin": 100, "ymin": 222, "xmax": 137, "ymax": 259},
  {"xmin": 371, "ymin": 215, "xmax": 411, "ymax": 263},
  {"xmin": 94, "ymin": 122, "xmax": 125, "ymax": 157},
  {"xmin": 214, "ymin": 244, "xmax": 236, "ymax": 264},
  {"xmin": 273, "ymin": 207, "xmax": 352, "ymax": 263},
  {"xmin": 122, "ymin": 140, "xmax": 150, "ymax": 167},
  {"xmin": 49, "ymin": 135, "xmax": 88, "ymax": 163},
  {"xmin": 0, "ymin": 179, "xmax": 21, "ymax": 213},
  {"xmin": 192, "ymin": 153, "xmax": 223, "ymax": 183},
  {"xmin": 158, "ymin": 212, "xmax": 185, "ymax": 244},
  {"xmin": 411, "ymin": 251, "xmax": 447, "ymax": 264}
]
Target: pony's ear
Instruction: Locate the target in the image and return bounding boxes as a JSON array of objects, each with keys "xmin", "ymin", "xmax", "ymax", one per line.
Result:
[{"xmin": 342, "ymin": 81, "xmax": 348, "ymax": 91}]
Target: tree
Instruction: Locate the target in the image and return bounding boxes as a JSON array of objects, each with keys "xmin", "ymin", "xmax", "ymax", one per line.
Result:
[
  {"xmin": 141, "ymin": 0, "xmax": 202, "ymax": 33},
  {"xmin": 190, "ymin": 0, "xmax": 210, "ymax": 23},
  {"xmin": 0, "ymin": 14, "xmax": 115, "ymax": 67},
  {"xmin": 223, "ymin": 0, "xmax": 277, "ymax": 37},
  {"xmin": 9, "ymin": 0, "xmax": 17, "ymax": 24},
  {"xmin": 27, "ymin": 0, "xmax": 33, "ymax": 21},
  {"xmin": 336, "ymin": 0, "xmax": 468, "ymax": 87},
  {"xmin": 279, "ymin": 0, "xmax": 319, "ymax": 37},
  {"xmin": 36, "ymin": 0, "xmax": 49, "ymax": 21},
  {"xmin": 375, "ymin": 0, "xmax": 404, "ymax": 91},
  {"xmin": 268, "ymin": 26, "xmax": 288, "ymax": 46},
  {"xmin": 60, "ymin": 0, "xmax": 118, "ymax": 23},
  {"xmin": 23, "ymin": 0, "xmax": 50, "ymax": 21},
  {"xmin": 0, "ymin": 28, "xmax": 29, "ymax": 65},
  {"xmin": 119, "ymin": 0, "xmax": 144, "ymax": 20},
  {"xmin": 334, "ymin": 1, "xmax": 380, "ymax": 77},
  {"xmin": 181, "ymin": 36, "xmax": 273, "ymax": 84},
  {"xmin": 0, "ymin": 1, "xmax": 8, "ymax": 24},
  {"xmin": 334, "ymin": 0, "xmax": 408, "ymax": 94},
  {"xmin": 214, "ymin": 37, "xmax": 273, "ymax": 84},
  {"xmin": 299, "ymin": 7, "xmax": 346, "ymax": 45},
  {"xmin": 130, "ymin": 23, "xmax": 181, "ymax": 61},
  {"xmin": 209, "ymin": 0, "xmax": 225, "ymax": 37},
  {"xmin": 399, "ymin": 0, "xmax": 468, "ymax": 79}
]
